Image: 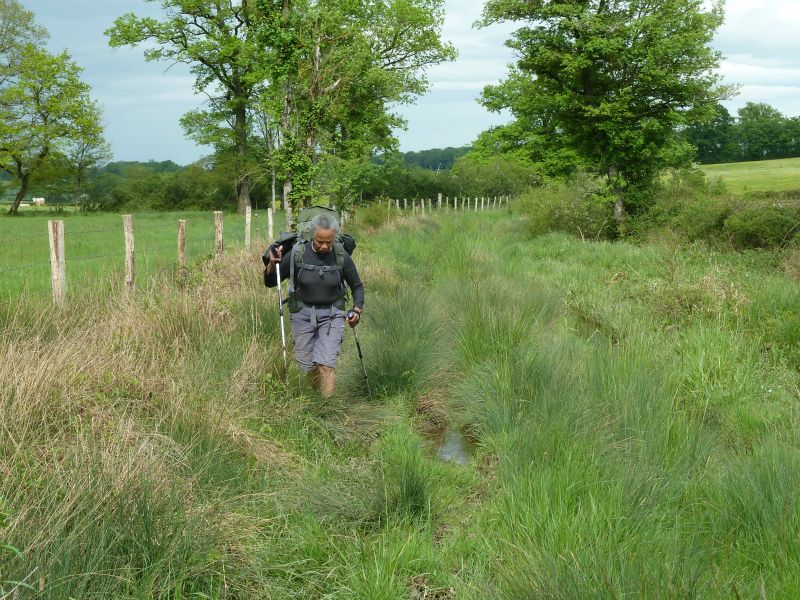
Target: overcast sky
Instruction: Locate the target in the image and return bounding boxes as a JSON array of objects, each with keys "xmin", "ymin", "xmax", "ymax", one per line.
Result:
[{"xmin": 21, "ymin": 0, "xmax": 800, "ymax": 164}]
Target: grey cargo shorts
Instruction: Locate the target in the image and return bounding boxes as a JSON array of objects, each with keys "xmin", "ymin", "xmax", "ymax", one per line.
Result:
[{"xmin": 289, "ymin": 306, "xmax": 346, "ymax": 372}]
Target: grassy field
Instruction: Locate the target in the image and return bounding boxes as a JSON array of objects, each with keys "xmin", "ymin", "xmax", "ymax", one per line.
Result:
[
  {"xmin": 0, "ymin": 210, "xmax": 284, "ymax": 301},
  {"xmin": 1, "ymin": 206, "xmax": 799, "ymax": 597},
  {"xmin": 701, "ymin": 156, "xmax": 800, "ymax": 194}
]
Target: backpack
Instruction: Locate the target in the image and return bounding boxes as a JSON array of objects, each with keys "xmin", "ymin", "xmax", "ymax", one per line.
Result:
[{"xmin": 262, "ymin": 206, "xmax": 357, "ymax": 310}]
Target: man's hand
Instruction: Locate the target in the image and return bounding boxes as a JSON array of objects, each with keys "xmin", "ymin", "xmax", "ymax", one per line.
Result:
[
  {"xmin": 266, "ymin": 244, "xmax": 283, "ymax": 274},
  {"xmin": 347, "ymin": 308, "xmax": 362, "ymax": 328}
]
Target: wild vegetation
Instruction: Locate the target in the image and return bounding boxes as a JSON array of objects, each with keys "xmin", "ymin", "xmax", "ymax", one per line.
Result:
[
  {"xmin": 2, "ymin": 207, "xmax": 799, "ymax": 597},
  {"xmin": 2, "ymin": 0, "xmax": 800, "ymax": 595}
]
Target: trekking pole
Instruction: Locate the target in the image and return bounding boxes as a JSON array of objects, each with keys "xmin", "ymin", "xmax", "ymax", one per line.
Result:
[
  {"xmin": 275, "ymin": 261, "xmax": 290, "ymax": 385},
  {"xmin": 349, "ymin": 317, "xmax": 373, "ymax": 401}
]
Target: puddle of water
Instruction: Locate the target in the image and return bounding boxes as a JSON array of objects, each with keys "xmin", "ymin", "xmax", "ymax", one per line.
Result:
[{"xmin": 436, "ymin": 429, "xmax": 470, "ymax": 465}]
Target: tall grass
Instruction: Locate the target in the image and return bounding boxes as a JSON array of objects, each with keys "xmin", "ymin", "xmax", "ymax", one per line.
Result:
[{"xmin": 1, "ymin": 204, "xmax": 798, "ymax": 597}]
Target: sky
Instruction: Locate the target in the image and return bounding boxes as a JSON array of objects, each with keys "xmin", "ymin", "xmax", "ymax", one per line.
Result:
[{"xmin": 21, "ymin": 0, "xmax": 800, "ymax": 164}]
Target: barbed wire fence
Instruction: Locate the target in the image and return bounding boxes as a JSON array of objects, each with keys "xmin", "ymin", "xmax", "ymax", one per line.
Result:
[{"xmin": 0, "ymin": 195, "xmax": 510, "ymax": 306}]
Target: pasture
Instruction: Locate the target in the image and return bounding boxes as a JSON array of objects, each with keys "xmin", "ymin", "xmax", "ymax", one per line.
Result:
[
  {"xmin": 701, "ymin": 156, "xmax": 800, "ymax": 194},
  {"xmin": 0, "ymin": 209, "xmax": 283, "ymax": 301}
]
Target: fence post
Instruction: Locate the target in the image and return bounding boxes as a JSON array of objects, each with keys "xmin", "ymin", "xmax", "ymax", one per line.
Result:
[
  {"xmin": 245, "ymin": 205, "xmax": 252, "ymax": 250},
  {"xmin": 123, "ymin": 214, "xmax": 135, "ymax": 294},
  {"xmin": 395, "ymin": 199, "xmax": 400, "ymax": 212},
  {"xmin": 481, "ymin": 197, "xmax": 485, "ymax": 211},
  {"xmin": 437, "ymin": 193, "xmax": 442, "ymax": 210},
  {"xmin": 268, "ymin": 207, "xmax": 274, "ymax": 242},
  {"xmin": 428, "ymin": 198, "xmax": 432, "ymax": 213},
  {"xmin": 214, "ymin": 211, "xmax": 224, "ymax": 259},
  {"xmin": 48, "ymin": 220, "xmax": 65, "ymax": 307},
  {"xmin": 403, "ymin": 198, "xmax": 407, "ymax": 211},
  {"xmin": 178, "ymin": 220, "xmax": 187, "ymax": 277}
]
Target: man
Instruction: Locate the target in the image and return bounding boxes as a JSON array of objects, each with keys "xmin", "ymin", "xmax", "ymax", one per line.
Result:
[{"xmin": 264, "ymin": 214, "xmax": 364, "ymax": 397}]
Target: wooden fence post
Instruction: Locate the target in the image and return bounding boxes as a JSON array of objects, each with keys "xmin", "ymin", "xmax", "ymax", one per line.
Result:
[
  {"xmin": 268, "ymin": 207, "xmax": 274, "ymax": 242},
  {"xmin": 245, "ymin": 205, "xmax": 252, "ymax": 250},
  {"xmin": 437, "ymin": 193, "xmax": 442, "ymax": 210},
  {"xmin": 48, "ymin": 220, "xmax": 65, "ymax": 307},
  {"xmin": 123, "ymin": 214, "xmax": 135, "ymax": 294},
  {"xmin": 428, "ymin": 198, "xmax": 432, "ymax": 212},
  {"xmin": 178, "ymin": 220, "xmax": 187, "ymax": 276},
  {"xmin": 395, "ymin": 199, "xmax": 400, "ymax": 211},
  {"xmin": 214, "ymin": 211, "xmax": 224, "ymax": 259},
  {"xmin": 403, "ymin": 198, "xmax": 407, "ymax": 211}
]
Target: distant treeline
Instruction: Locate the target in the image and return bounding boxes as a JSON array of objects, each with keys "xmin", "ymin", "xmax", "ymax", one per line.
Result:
[
  {"xmin": 6, "ymin": 148, "xmax": 534, "ymax": 211},
  {"xmin": 683, "ymin": 102, "xmax": 800, "ymax": 164},
  {"xmin": 394, "ymin": 146, "xmax": 470, "ymax": 170}
]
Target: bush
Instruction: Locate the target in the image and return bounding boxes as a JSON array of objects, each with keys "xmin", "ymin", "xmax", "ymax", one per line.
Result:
[
  {"xmin": 352, "ymin": 200, "xmax": 393, "ymax": 232},
  {"xmin": 518, "ymin": 176, "xmax": 615, "ymax": 240},
  {"xmin": 678, "ymin": 197, "xmax": 734, "ymax": 241},
  {"xmin": 723, "ymin": 206, "xmax": 799, "ymax": 249}
]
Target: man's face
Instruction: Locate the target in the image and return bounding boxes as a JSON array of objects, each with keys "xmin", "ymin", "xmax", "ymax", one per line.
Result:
[{"xmin": 312, "ymin": 228, "xmax": 335, "ymax": 254}]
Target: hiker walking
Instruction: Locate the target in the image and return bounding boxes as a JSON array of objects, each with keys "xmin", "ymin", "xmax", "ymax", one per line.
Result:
[{"xmin": 264, "ymin": 213, "xmax": 364, "ymax": 397}]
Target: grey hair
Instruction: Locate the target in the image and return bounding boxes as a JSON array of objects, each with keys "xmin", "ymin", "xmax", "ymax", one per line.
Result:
[{"xmin": 309, "ymin": 214, "xmax": 340, "ymax": 235}]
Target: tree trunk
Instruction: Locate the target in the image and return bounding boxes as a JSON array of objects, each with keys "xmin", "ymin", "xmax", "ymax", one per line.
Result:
[
  {"xmin": 9, "ymin": 174, "xmax": 29, "ymax": 214},
  {"xmin": 283, "ymin": 179, "xmax": 294, "ymax": 230},
  {"xmin": 280, "ymin": 0, "xmax": 295, "ymax": 230},
  {"xmin": 607, "ymin": 166, "xmax": 627, "ymax": 235},
  {"xmin": 271, "ymin": 166, "xmax": 277, "ymax": 210},
  {"xmin": 234, "ymin": 104, "xmax": 251, "ymax": 214}
]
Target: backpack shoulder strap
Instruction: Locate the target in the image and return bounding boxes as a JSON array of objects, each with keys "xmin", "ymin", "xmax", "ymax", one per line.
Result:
[
  {"xmin": 333, "ymin": 241, "xmax": 345, "ymax": 269},
  {"xmin": 289, "ymin": 241, "xmax": 307, "ymax": 294}
]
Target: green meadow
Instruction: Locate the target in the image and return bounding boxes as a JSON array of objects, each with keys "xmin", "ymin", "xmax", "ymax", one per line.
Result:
[
  {"xmin": 2, "ymin": 206, "xmax": 799, "ymax": 598},
  {"xmin": 0, "ymin": 210, "xmax": 283, "ymax": 301},
  {"xmin": 701, "ymin": 157, "xmax": 800, "ymax": 194}
]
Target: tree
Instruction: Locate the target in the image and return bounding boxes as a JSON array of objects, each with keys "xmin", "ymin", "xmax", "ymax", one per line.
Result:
[
  {"xmin": 253, "ymin": 0, "xmax": 456, "ymax": 222},
  {"xmin": 735, "ymin": 102, "xmax": 792, "ymax": 161},
  {"xmin": 682, "ymin": 102, "xmax": 737, "ymax": 164},
  {"xmin": 481, "ymin": 0, "xmax": 730, "ymax": 230},
  {"xmin": 0, "ymin": 0, "xmax": 47, "ymax": 85},
  {"xmin": 107, "ymin": 1, "xmax": 263, "ymax": 214},
  {"xmin": 0, "ymin": 46, "xmax": 104, "ymax": 214}
]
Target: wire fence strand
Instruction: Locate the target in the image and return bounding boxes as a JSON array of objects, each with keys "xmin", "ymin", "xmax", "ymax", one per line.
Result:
[{"xmin": 0, "ymin": 261, "xmax": 51, "ymax": 274}]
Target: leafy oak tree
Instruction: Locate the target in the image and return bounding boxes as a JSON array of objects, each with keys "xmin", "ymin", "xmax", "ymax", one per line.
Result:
[
  {"xmin": 0, "ymin": 46, "xmax": 104, "ymax": 214},
  {"xmin": 253, "ymin": 0, "xmax": 455, "ymax": 222},
  {"xmin": 481, "ymin": 0, "xmax": 731, "ymax": 230},
  {"xmin": 107, "ymin": 1, "xmax": 263, "ymax": 214},
  {"xmin": 0, "ymin": 0, "xmax": 47, "ymax": 85}
]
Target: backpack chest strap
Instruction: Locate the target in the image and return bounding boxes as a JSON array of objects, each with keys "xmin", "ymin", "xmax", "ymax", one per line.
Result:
[{"xmin": 299, "ymin": 263, "xmax": 342, "ymax": 274}]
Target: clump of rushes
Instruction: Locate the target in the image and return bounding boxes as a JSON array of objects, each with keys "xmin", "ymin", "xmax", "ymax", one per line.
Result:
[
  {"xmin": 377, "ymin": 424, "xmax": 435, "ymax": 519},
  {"xmin": 340, "ymin": 289, "xmax": 443, "ymax": 400}
]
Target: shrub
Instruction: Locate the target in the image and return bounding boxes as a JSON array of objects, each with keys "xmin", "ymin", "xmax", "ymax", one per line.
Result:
[
  {"xmin": 723, "ymin": 206, "xmax": 799, "ymax": 249},
  {"xmin": 518, "ymin": 176, "xmax": 615, "ymax": 240},
  {"xmin": 352, "ymin": 200, "xmax": 393, "ymax": 232},
  {"xmin": 677, "ymin": 197, "xmax": 733, "ymax": 241}
]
